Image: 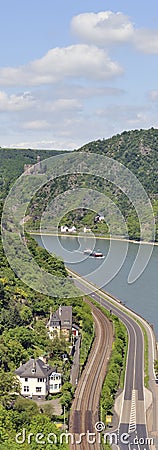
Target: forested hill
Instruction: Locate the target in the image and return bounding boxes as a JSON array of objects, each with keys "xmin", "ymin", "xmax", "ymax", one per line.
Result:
[
  {"xmin": 0, "ymin": 128, "xmax": 158, "ymax": 241},
  {"xmin": 78, "ymin": 127, "xmax": 158, "ymax": 197},
  {"xmin": 0, "ymin": 148, "xmax": 64, "ymax": 200}
]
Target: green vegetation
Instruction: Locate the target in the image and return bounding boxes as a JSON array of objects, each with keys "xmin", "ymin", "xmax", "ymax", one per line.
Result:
[
  {"xmin": 0, "ymin": 129, "xmax": 157, "ymax": 447},
  {"xmin": 89, "ymin": 284, "xmax": 150, "ymax": 388},
  {"xmin": 23, "ymin": 127, "xmax": 158, "ymax": 241},
  {"xmin": 0, "ymin": 148, "xmax": 94, "ymax": 448},
  {"xmin": 87, "ymin": 297, "xmax": 128, "ymax": 424},
  {"xmin": 100, "ymin": 315, "xmax": 127, "ymax": 423},
  {"xmin": 154, "ymin": 360, "xmax": 158, "ymax": 376},
  {"xmin": 0, "ymin": 148, "xmax": 64, "ymax": 201},
  {"xmin": 134, "ymin": 319, "xmax": 149, "ymax": 388},
  {"xmin": 78, "ymin": 127, "xmax": 158, "ymax": 241},
  {"xmin": 0, "ymin": 232, "xmax": 94, "ymax": 444},
  {"xmin": 79, "ymin": 127, "xmax": 158, "ymax": 197},
  {"xmin": 0, "ymin": 402, "xmax": 69, "ymax": 449}
]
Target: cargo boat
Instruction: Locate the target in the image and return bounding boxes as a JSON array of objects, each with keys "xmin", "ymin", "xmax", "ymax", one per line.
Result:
[{"xmin": 83, "ymin": 249, "xmax": 103, "ymax": 257}]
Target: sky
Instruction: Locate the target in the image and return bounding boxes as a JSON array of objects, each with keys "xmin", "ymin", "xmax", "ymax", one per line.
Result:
[{"xmin": 0, "ymin": 0, "xmax": 158, "ymax": 150}]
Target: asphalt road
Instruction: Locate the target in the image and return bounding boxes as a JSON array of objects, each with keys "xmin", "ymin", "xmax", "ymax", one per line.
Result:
[{"xmin": 68, "ymin": 270, "xmax": 152, "ymax": 450}]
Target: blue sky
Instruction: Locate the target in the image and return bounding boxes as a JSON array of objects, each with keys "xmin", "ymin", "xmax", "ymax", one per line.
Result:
[{"xmin": 0, "ymin": 0, "xmax": 158, "ymax": 149}]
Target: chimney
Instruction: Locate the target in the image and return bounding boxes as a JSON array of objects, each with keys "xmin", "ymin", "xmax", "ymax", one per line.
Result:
[
  {"xmin": 59, "ymin": 305, "xmax": 62, "ymax": 317},
  {"xmin": 50, "ymin": 307, "xmax": 52, "ymax": 321},
  {"xmin": 32, "ymin": 359, "xmax": 36, "ymax": 372}
]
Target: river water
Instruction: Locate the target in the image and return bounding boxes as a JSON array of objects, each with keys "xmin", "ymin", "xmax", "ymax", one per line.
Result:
[{"xmin": 34, "ymin": 234, "xmax": 158, "ymax": 338}]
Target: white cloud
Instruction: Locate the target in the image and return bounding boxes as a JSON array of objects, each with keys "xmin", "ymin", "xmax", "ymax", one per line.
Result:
[
  {"xmin": 71, "ymin": 11, "xmax": 158, "ymax": 54},
  {"xmin": 3, "ymin": 101, "xmax": 158, "ymax": 151},
  {"xmin": 71, "ymin": 11, "xmax": 134, "ymax": 45},
  {"xmin": 9, "ymin": 139, "xmax": 77, "ymax": 151},
  {"xmin": 0, "ymin": 91, "xmax": 36, "ymax": 111},
  {"xmin": 0, "ymin": 44, "xmax": 123, "ymax": 87}
]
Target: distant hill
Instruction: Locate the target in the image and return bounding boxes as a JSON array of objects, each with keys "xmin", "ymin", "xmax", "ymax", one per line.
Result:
[
  {"xmin": 78, "ymin": 127, "xmax": 158, "ymax": 197},
  {"xmin": 24, "ymin": 128, "xmax": 158, "ymax": 241},
  {"xmin": 0, "ymin": 129, "xmax": 157, "ymax": 241},
  {"xmin": 0, "ymin": 148, "xmax": 65, "ymax": 201}
]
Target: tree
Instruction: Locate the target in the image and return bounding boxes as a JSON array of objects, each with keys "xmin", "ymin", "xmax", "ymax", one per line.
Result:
[
  {"xmin": 0, "ymin": 370, "xmax": 20, "ymax": 407},
  {"xmin": 20, "ymin": 306, "xmax": 33, "ymax": 325}
]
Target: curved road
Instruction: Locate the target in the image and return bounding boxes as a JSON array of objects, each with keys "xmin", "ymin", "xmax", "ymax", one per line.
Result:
[
  {"xmin": 69, "ymin": 299, "xmax": 113, "ymax": 450},
  {"xmin": 68, "ymin": 268, "xmax": 154, "ymax": 450}
]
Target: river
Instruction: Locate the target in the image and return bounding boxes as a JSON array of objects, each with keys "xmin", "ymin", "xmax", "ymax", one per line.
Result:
[{"xmin": 33, "ymin": 234, "xmax": 158, "ymax": 338}]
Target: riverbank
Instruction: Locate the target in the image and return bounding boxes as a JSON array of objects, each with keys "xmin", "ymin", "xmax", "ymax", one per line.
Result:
[{"xmin": 29, "ymin": 231, "xmax": 158, "ymax": 246}]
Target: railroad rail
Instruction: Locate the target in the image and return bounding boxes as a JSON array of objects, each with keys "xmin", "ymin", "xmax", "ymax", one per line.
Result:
[{"xmin": 69, "ymin": 299, "xmax": 113, "ymax": 450}]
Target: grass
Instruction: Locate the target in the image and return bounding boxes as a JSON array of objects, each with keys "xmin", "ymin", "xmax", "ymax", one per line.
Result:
[{"xmin": 135, "ymin": 318, "xmax": 149, "ymax": 388}]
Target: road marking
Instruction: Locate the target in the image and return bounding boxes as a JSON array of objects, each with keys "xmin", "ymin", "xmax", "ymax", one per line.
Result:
[{"xmin": 128, "ymin": 390, "xmax": 136, "ymax": 433}]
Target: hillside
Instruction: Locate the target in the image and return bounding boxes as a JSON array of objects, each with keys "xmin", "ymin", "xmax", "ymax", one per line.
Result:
[
  {"xmin": 0, "ymin": 148, "xmax": 94, "ymax": 447},
  {"xmin": 24, "ymin": 128, "xmax": 158, "ymax": 241},
  {"xmin": 0, "ymin": 148, "xmax": 64, "ymax": 201},
  {"xmin": 78, "ymin": 127, "xmax": 158, "ymax": 196}
]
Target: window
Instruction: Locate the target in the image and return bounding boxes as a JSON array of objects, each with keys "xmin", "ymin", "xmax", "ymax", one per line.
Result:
[
  {"xmin": 36, "ymin": 387, "xmax": 42, "ymax": 393},
  {"xmin": 54, "ymin": 384, "xmax": 58, "ymax": 390},
  {"xmin": 50, "ymin": 375, "xmax": 56, "ymax": 381},
  {"xmin": 24, "ymin": 386, "xmax": 29, "ymax": 392},
  {"xmin": 37, "ymin": 378, "xmax": 44, "ymax": 382},
  {"xmin": 25, "ymin": 378, "xmax": 28, "ymax": 382}
]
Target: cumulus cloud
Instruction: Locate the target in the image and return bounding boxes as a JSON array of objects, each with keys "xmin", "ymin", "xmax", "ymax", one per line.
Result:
[
  {"xmin": 71, "ymin": 11, "xmax": 134, "ymax": 45},
  {"xmin": 0, "ymin": 91, "xmax": 36, "ymax": 111},
  {"xmin": 0, "ymin": 44, "xmax": 123, "ymax": 87},
  {"xmin": 71, "ymin": 11, "xmax": 158, "ymax": 54}
]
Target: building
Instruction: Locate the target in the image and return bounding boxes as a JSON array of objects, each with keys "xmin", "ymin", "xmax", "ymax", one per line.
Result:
[
  {"xmin": 60, "ymin": 225, "xmax": 76, "ymax": 233},
  {"xmin": 94, "ymin": 215, "xmax": 105, "ymax": 223},
  {"xmin": 68, "ymin": 226, "xmax": 76, "ymax": 233},
  {"xmin": 99, "ymin": 215, "xmax": 105, "ymax": 221},
  {"xmin": 47, "ymin": 306, "xmax": 73, "ymax": 341},
  {"xmin": 47, "ymin": 306, "xmax": 80, "ymax": 342},
  {"xmin": 83, "ymin": 226, "xmax": 91, "ymax": 233},
  {"xmin": 72, "ymin": 323, "xmax": 80, "ymax": 337},
  {"xmin": 15, "ymin": 358, "xmax": 62, "ymax": 400},
  {"xmin": 60, "ymin": 225, "xmax": 69, "ymax": 233},
  {"xmin": 24, "ymin": 155, "xmax": 42, "ymax": 175}
]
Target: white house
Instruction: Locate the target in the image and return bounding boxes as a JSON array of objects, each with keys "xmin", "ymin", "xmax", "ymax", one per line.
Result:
[
  {"xmin": 83, "ymin": 226, "xmax": 91, "ymax": 233},
  {"xmin": 47, "ymin": 306, "xmax": 72, "ymax": 341},
  {"xmin": 47, "ymin": 306, "xmax": 80, "ymax": 343},
  {"xmin": 15, "ymin": 358, "xmax": 62, "ymax": 400},
  {"xmin": 99, "ymin": 215, "xmax": 105, "ymax": 221},
  {"xmin": 68, "ymin": 226, "xmax": 76, "ymax": 233},
  {"xmin": 61, "ymin": 225, "xmax": 76, "ymax": 233},
  {"xmin": 94, "ymin": 215, "xmax": 105, "ymax": 223},
  {"xmin": 49, "ymin": 372, "xmax": 62, "ymax": 394},
  {"xmin": 61, "ymin": 225, "xmax": 68, "ymax": 233}
]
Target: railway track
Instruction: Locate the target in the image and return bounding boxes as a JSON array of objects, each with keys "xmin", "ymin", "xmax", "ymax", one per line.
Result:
[{"xmin": 69, "ymin": 299, "xmax": 113, "ymax": 450}]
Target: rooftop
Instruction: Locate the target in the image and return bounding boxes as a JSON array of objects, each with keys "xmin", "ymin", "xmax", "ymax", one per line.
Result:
[
  {"xmin": 49, "ymin": 305, "xmax": 72, "ymax": 330},
  {"xmin": 15, "ymin": 358, "xmax": 56, "ymax": 378}
]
